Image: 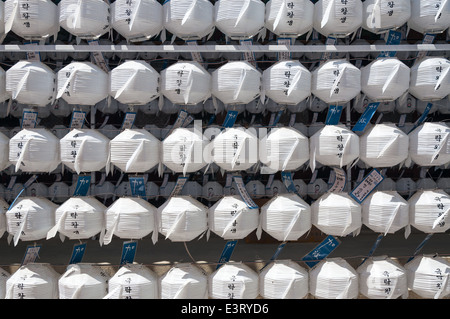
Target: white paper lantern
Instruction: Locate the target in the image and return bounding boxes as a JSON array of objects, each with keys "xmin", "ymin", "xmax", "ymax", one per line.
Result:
[
  {"xmin": 6, "ymin": 197, "xmax": 57, "ymax": 246},
  {"xmin": 212, "ymin": 127, "xmax": 258, "ymax": 172},
  {"xmin": 9, "ymin": 128, "xmax": 60, "ymax": 173},
  {"xmin": 109, "ymin": 60, "xmax": 160, "ymax": 105},
  {"xmin": 408, "ymin": 0, "xmax": 450, "ymax": 34},
  {"xmin": 6, "ymin": 60, "xmax": 56, "ymax": 107},
  {"xmin": 357, "ymin": 256, "xmax": 408, "ymax": 299},
  {"xmin": 99, "ymin": 124, "xmax": 120, "ymax": 140},
  {"xmin": 311, "ymin": 59, "xmax": 361, "ymax": 104},
  {"xmin": 159, "ymin": 181, "xmax": 175, "ymax": 198},
  {"xmin": 313, "ymin": 0, "xmax": 363, "ymax": 38},
  {"xmin": 157, "ymin": 196, "xmax": 207, "ymax": 242},
  {"xmin": 265, "ymin": 0, "xmax": 314, "ymax": 37},
  {"xmin": 395, "ymin": 93, "xmax": 417, "ymax": 114},
  {"xmin": 362, "ymin": 191, "xmax": 409, "ymax": 235},
  {"xmin": 0, "ymin": 2, "xmax": 5, "ymax": 36},
  {"xmin": 208, "ymin": 195, "xmax": 259, "ymax": 240},
  {"xmin": 437, "ymin": 177, "xmax": 450, "ymax": 194},
  {"xmin": 259, "ymin": 259, "xmax": 309, "ymax": 299},
  {"xmin": 59, "ymin": 264, "xmax": 110, "ymax": 299},
  {"xmin": 58, "ymin": 0, "xmax": 111, "ymax": 39},
  {"xmin": 408, "ymin": 122, "xmax": 450, "ymax": 167},
  {"xmin": 361, "ymin": 57, "xmax": 410, "ymax": 101},
  {"xmin": 396, "ymin": 177, "xmax": 417, "ymax": 198},
  {"xmin": 61, "ymin": 129, "xmax": 109, "ymax": 174},
  {"xmin": 47, "ymin": 196, "xmax": 105, "ymax": 241},
  {"xmin": 437, "ymin": 96, "xmax": 450, "ymax": 114},
  {"xmin": 245, "ymin": 180, "xmax": 266, "ymax": 198},
  {"xmin": 105, "ymin": 264, "xmax": 158, "ymax": 299},
  {"xmin": 349, "ymin": 38, "xmax": 371, "ymax": 59},
  {"xmin": 181, "ymin": 181, "xmax": 203, "ymax": 199},
  {"xmin": 309, "ymin": 125, "xmax": 359, "ymax": 170},
  {"xmin": 161, "ymin": 61, "xmax": 211, "ymax": 105},
  {"xmin": 160, "ymin": 263, "xmax": 208, "ymax": 299},
  {"xmin": 416, "ymin": 178, "xmax": 438, "ymax": 191},
  {"xmin": 4, "ymin": 0, "xmax": 59, "ymax": 40},
  {"xmin": 202, "ymin": 181, "xmax": 223, "ymax": 202},
  {"xmin": 0, "ymin": 267, "xmax": 10, "ymax": 299},
  {"xmin": 93, "ymin": 181, "xmax": 115, "ymax": 201},
  {"xmin": 110, "ymin": 129, "xmax": 160, "ymax": 173},
  {"xmin": 265, "ymin": 179, "xmax": 288, "ymax": 197},
  {"xmin": 259, "ymin": 193, "xmax": 311, "ymax": 241},
  {"xmin": 409, "ymin": 189, "xmax": 450, "ymax": 234},
  {"xmin": 262, "ymin": 60, "xmax": 311, "ymax": 106},
  {"xmin": 409, "ymin": 57, "xmax": 450, "ymax": 102},
  {"xmin": 163, "ymin": 0, "xmax": 214, "ymax": 40},
  {"xmin": 162, "ymin": 127, "xmax": 207, "ymax": 174},
  {"xmin": 146, "ymin": 181, "xmax": 160, "ymax": 200},
  {"xmin": 111, "ymin": 0, "xmax": 162, "ymax": 42},
  {"xmin": 212, "ymin": 61, "xmax": 261, "ymax": 105},
  {"xmin": 362, "ymin": 0, "xmax": 411, "ymax": 34},
  {"xmin": 48, "ymin": 181, "xmax": 70, "ymax": 204},
  {"xmin": 25, "ymin": 182, "xmax": 48, "ymax": 198},
  {"xmin": 405, "ymin": 255, "xmax": 450, "ymax": 299},
  {"xmin": 57, "ymin": 62, "xmax": 109, "ymax": 106},
  {"xmin": 5, "ymin": 264, "xmax": 59, "ymax": 299},
  {"xmin": 417, "ymin": 99, "xmax": 440, "ymax": 115},
  {"xmin": 307, "ymin": 178, "xmax": 328, "ymax": 200},
  {"xmin": 209, "ymin": 262, "xmax": 259, "ymax": 299},
  {"xmin": 309, "ymin": 258, "xmax": 359, "ymax": 299},
  {"xmin": 311, "ymin": 192, "xmax": 362, "ymax": 237},
  {"xmin": 104, "ymin": 197, "xmax": 156, "ymax": 245},
  {"xmin": 359, "ymin": 124, "xmax": 409, "ymax": 168}
]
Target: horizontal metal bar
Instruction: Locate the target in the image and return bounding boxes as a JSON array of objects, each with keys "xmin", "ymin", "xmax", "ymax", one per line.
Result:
[{"xmin": 0, "ymin": 44, "xmax": 448, "ymax": 53}]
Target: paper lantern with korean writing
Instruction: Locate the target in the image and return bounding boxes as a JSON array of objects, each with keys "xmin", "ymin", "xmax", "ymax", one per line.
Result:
[
  {"xmin": 6, "ymin": 197, "xmax": 57, "ymax": 246},
  {"xmin": 4, "ymin": 0, "xmax": 59, "ymax": 40},
  {"xmin": 6, "ymin": 60, "xmax": 56, "ymax": 107},
  {"xmin": 111, "ymin": 0, "xmax": 162, "ymax": 42},
  {"xmin": 408, "ymin": 122, "xmax": 450, "ymax": 167},
  {"xmin": 262, "ymin": 60, "xmax": 311, "ymax": 106},
  {"xmin": 359, "ymin": 123, "xmax": 409, "ymax": 168},
  {"xmin": 9, "ymin": 128, "xmax": 60, "ymax": 173},
  {"xmin": 105, "ymin": 264, "xmax": 158, "ymax": 299},
  {"xmin": 57, "ymin": 62, "xmax": 109, "ymax": 106},
  {"xmin": 103, "ymin": 197, "xmax": 157, "ymax": 245},
  {"xmin": 309, "ymin": 125, "xmax": 359, "ymax": 171},
  {"xmin": 362, "ymin": 0, "xmax": 411, "ymax": 34},
  {"xmin": 357, "ymin": 256, "xmax": 408, "ymax": 299},
  {"xmin": 157, "ymin": 196, "xmax": 208, "ymax": 242},
  {"xmin": 160, "ymin": 263, "xmax": 208, "ymax": 299},
  {"xmin": 110, "ymin": 129, "xmax": 160, "ymax": 173},
  {"xmin": 161, "ymin": 61, "xmax": 211, "ymax": 105},
  {"xmin": 405, "ymin": 255, "xmax": 450, "ymax": 299},
  {"xmin": 408, "ymin": 189, "xmax": 450, "ymax": 234},
  {"xmin": 212, "ymin": 61, "xmax": 262, "ymax": 105},
  {"xmin": 59, "ymin": 264, "xmax": 110, "ymax": 299},
  {"xmin": 362, "ymin": 191, "xmax": 409, "ymax": 235},
  {"xmin": 309, "ymin": 257, "xmax": 359, "ymax": 299},
  {"xmin": 259, "ymin": 193, "xmax": 311, "ymax": 241},
  {"xmin": 58, "ymin": 0, "xmax": 110, "ymax": 39},
  {"xmin": 311, "ymin": 192, "xmax": 362, "ymax": 237},
  {"xmin": 259, "ymin": 259, "xmax": 309, "ymax": 299},
  {"xmin": 109, "ymin": 60, "xmax": 160, "ymax": 105},
  {"xmin": 409, "ymin": 57, "xmax": 450, "ymax": 102},
  {"xmin": 5, "ymin": 264, "xmax": 59, "ymax": 299},
  {"xmin": 408, "ymin": 0, "xmax": 450, "ymax": 34},
  {"xmin": 163, "ymin": 0, "xmax": 214, "ymax": 40},
  {"xmin": 361, "ymin": 57, "xmax": 410, "ymax": 101},
  {"xmin": 162, "ymin": 127, "xmax": 207, "ymax": 174},
  {"xmin": 209, "ymin": 262, "xmax": 259, "ymax": 299},
  {"xmin": 208, "ymin": 195, "xmax": 259, "ymax": 240},
  {"xmin": 265, "ymin": 0, "xmax": 314, "ymax": 37},
  {"xmin": 311, "ymin": 59, "xmax": 361, "ymax": 104},
  {"xmin": 60, "ymin": 129, "xmax": 110, "ymax": 174},
  {"xmin": 313, "ymin": 0, "xmax": 363, "ymax": 38},
  {"xmin": 212, "ymin": 127, "xmax": 259, "ymax": 172},
  {"xmin": 396, "ymin": 177, "xmax": 417, "ymax": 198},
  {"xmin": 47, "ymin": 196, "xmax": 106, "ymax": 241}
]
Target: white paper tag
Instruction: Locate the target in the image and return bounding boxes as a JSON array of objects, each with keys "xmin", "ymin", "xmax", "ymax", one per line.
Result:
[
  {"xmin": 70, "ymin": 110, "xmax": 86, "ymax": 129},
  {"xmin": 21, "ymin": 110, "xmax": 38, "ymax": 129},
  {"xmin": 233, "ymin": 174, "xmax": 258, "ymax": 209},
  {"xmin": 21, "ymin": 245, "xmax": 41, "ymax": 265},
  {"xmin": 121, "ymin": 112, "xmax": 136, "ymax": 130},
  {"xmin": 328, "ymin": 167, "xmax": 347, "ymax": 193},
  {"xmin": 88, "ymin": 40, "xmax": 110, "ymax": 73},
  {"xmin": 187, "ymin": 40, "xmax": 204, "ymax": 63}
]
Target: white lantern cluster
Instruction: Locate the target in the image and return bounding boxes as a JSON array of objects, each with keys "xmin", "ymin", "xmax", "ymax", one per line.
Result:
[
  {"xmin": 409, "ymin": 57, "xmax": 450, "ymax": 102},
  {"xmin": 361, "ymin": 0, "xmax": 411, "ymax": 35},
  {"xmin": 408, "ymin": 0, "xmax": 450, "ymax": 35}
]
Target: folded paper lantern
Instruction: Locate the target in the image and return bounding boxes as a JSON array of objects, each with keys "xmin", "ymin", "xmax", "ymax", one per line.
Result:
[
  {"xmin": 209, "ymin": 262, "xmax": 259, "ymax": 299},
  {"xmin": 58, "ymin": 264, "xmax": 111, "ymax": 299},
  {"xmin": 105, "ymin": 264, "xmax": 158, "ymax": 299},
  {"xmin": 409, "ymin": 57, "xmax": 450, "ymax": 102},
  {"xmin": 408, "ymin": 0, "xmax": 450, "ymax": 34},
  {"xmin": 361, "ymin": 0, "xmax": 411, "ymax": 34},
  {"xmin": 265, "ymin": 0, "xmax": 314, "ymax": 37},
  {"xmin": 409, "ymin": 189, "xmax": 450, "ymax": 234},
  {"xmin": 160, "ymin": 263, "xmax": 208, "ymax": 299}
]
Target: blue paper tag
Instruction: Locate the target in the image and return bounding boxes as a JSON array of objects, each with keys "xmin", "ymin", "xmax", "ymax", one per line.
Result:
[
  {"xmin": 169, "ymin": 175, "xmax": 189, "ymax": 197},
  {"xmin": 378, "ymin": 30, "xmax": 402, "ymax": 58},
  {"xmin": 120, "ymin": 241, "xmax": 138, "ymax": 265},
  {"xmin": 360, "ymin": 234, "xmax": 384, "ymax": 266},
  {"xmin": 349, "ymin": 168, "xmax": 384, "ymax": 204},
  {"xmin": 21, "ymin": 245, "xmax": 41, "ymax": 266},
  {"xmin": 216, "ymin": 240, "xmax": 238, "ymax": 270},
  {"xmin": 407, "ymin": 233, "xmax": 434, "ymax": 263},
  {"xmin": 261, "ymin": 241, "xmax": 288, "ymax": 271},
  {"xmin": 70, "ymin": 110, "xmax": 86, "ymax": 129},
  {"xmin": 325, "ymin": 105, "xmax": 343, "ymax": 125},
  {"xmin": 21, "ymin": 110, "xmax": 38, "ymax": 129},
  {"xmin": 352, "ymin": 102, "xmax": 380, "ymax": 132},
  {"xmin": 121, "ymin": 112, "xmax": 136, "ymax": 130},
  {"xmin": 281, "ymin": 171, "xmax": 299, "ymax": 195},
  {"xmin": 222, "ymin": 110, "xmax": 238, "ymax": 128},
  {"xmin": 73, "ymin": 175, "xmax": 91, "ymax": 196},
  {"xmin": 129, "ymin": 176, "xmax": 147, "ymax": 199},
  {"xmin": 302, "ymin": 235, "xmax": 341, "ymax": 268},
  {"xmin": 233, "ymin": 174, "xmax": 258, "ymax": 209},
  {"xmin": 69, "ymin": 243, "xmax": 86, "ymax": 264},
  {"xmin": 408, "ymin": 102, "xmax": 433, "ymax": 134}
]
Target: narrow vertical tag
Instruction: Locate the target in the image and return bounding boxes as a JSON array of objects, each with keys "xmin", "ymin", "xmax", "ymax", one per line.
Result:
[
  {"xmin": 169, "ymin": 175, "xmax": 188, "ymax": 197},
  {"xmin": 129, "ymin": 176, "xmax": 147, "ymax": 199},
  {"xmin": 166, "ymin": 109, "xmax": 189, "ymax": 138},
  {"xmin": 269, "ymin": 110, "xmax": 283, "ymax": 127},
  {"xmin": 260, "ymin": 241, "xmax": 287, "ymax": 271},
  {"xmin": 88, "ymin": 40, "xmax": 110, "ymax": 73},
  {"xmin": 349, "ymin": 168, "xmax": 385, "ymax": 204},
  {"xmin": 70, "ymin": 110, "xmax": 86, "ymax": 129},
  {"xmin": 281, "ymin": 171, "xmax": 299, "ymax": 195},
  {"xmin": 120, "ymin": 241, "xmax": 138, "ymax": 265},
  {"xmin": 21, "ymin": 245, "xmax": 41, "ymax": 266},
  {"xmin": 21, "ymin": 109, "xmax": 38, "ymax": 129},
  {"xmin": 187, "ymin": 40, "xmax": 204, "ymax": 63},
  {"xmin": 277, "ymin": 38, "xmax": 291, "ymax": 61},
  {"xmin": 121, "ymin": 112, "xmax": 136, "ymax": 130},
  {"xmin": 233, "ymin": 174, "xmax": 258, "ymax": 209},
  {"xmin": 352, "ymin": 102, "xmax": 380, "ymax": 132},
  {"xmin": 325, "ymin": 105, "xmax": 343, "ymax": 125},
  {"xmin": 302, "ymin": 235, "xmax": 341, "ymax": 268},
  {"xmin": 240, "ymin": 39, "xmax": 256, "ymax": 67},
  {"xmin": 360, "ymin": 234, "xmax": 384, "ymax": 266},
  {"xmin": 69, "ymin": 242, "xmax": 87, "ymax": 264},
  {"xmin": 328, "ymin": 167, "xmax": 347, "ymax": 193},
  {"xmin": 321, "ymin": 37, "xmax": 337, "ymax": 62},
  {"xmin": 416, "ymin": 33, "xmax": 436, "ymax": 60},
  {"xmin": 407, "ymin": 233, "xmax": 434, "ymax": 263},
  {"xmin": 222, "ymin": 110, "xmax": 238, "ymax": 128},
  {"xmin": 409, "ymin": 102, "xmax": 433, "ymax": 134},
  {"xmin": 216, "ymin": 240, "xmax": 238, "ymax": 270},
  {"xmin": 73, "ymin": 175, "xmax": 91, "ymax": 196},
  {"xmin": 378, "ymin": 30, "xmax": 402, "ymax": 58},
  {"xmin": 25, "ymin": 41, "xmax": 41, "ymax": 62}
]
